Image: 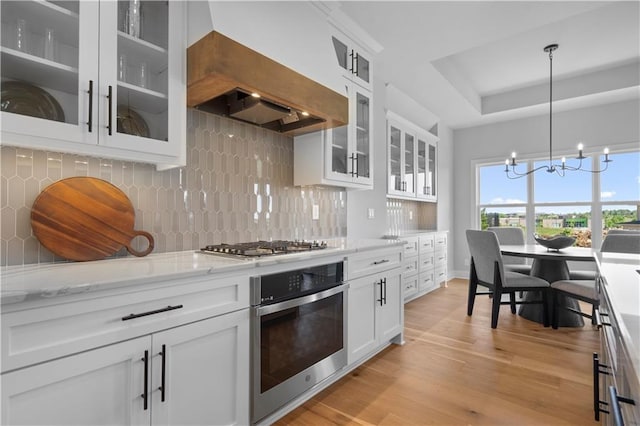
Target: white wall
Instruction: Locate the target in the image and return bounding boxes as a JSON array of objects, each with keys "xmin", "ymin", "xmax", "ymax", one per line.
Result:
[{"xmin": 451, "ymin": 99, "xmax": 640, "ymax": 277}]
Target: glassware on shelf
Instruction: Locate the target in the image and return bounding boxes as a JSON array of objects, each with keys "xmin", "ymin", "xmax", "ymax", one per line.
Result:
[
  {"xmin": 16, "ymin": 18, "xmax": 28, "ymax": 52},
  {"xmin": 118, "ymin": 54, "xmax": 128, "ymax": 82},
  {"xmin": 138, "ymin": 61, "xmax": 147, "ymax": 88},
  {"xmin": 44, "ymin": 28, "xmax": 55, "ymax": 61},
  {"xmin": 126, "ymin": 0, "xmax": 143, "ymax": 38}
]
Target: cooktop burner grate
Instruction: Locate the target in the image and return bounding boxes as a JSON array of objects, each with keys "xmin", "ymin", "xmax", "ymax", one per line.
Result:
[{"xmin": 200, "ymin": 240, "xmax": 328, "ymax": 257}]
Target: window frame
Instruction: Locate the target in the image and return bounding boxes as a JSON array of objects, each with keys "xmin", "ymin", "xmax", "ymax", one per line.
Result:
[{"xmin": 475, "ymin": 146, "xmax": 639, "ymax": 249}]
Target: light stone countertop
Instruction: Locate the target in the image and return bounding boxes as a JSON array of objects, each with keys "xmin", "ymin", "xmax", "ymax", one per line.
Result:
[
  {"xmin": 595, "ymin": 252, "xmax": 640, "ymax": 388},
  {"xmin": 0, "ymin": 238, "xmax": 404, "ymax": 306}
]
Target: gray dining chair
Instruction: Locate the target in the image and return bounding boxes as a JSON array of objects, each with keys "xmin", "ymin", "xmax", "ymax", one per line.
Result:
[
  {"xmin": 487, "ymin": 227, "xmax": 531, "ymax": 275},
  {"xmin": 466, "ymin": 230, "xmax": 551, "ymax": 329},
  {"xmin": 550, "ymin": 233, "xmax": 640, "ymax": 328},
  {"xmin": 600, "ymin": 234, "xmax": 640, "ymax": 254}
]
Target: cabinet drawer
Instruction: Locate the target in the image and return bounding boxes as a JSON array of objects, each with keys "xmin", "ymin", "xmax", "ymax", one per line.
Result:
[
  {"xmin": 402, "ymin": 237, "xmax": 419, "ymax": 257},
  {"xmin": 347, "ymin": 248, "xmax": 402, "ymax": 280},
  {"xmin": 419, "ymin": 234, "xmax": 435, "ymax": 252},
  {"xmin": 419, "ymin": 270, "xmax": 435, "ymax": 292},
  {"xmin": 435, "ymin": 251, "xmax": 447, "ymax": 268},
  {"xmin": 403, "ymin": 257, "xmax": 419, "ymax": 275},
  {"xmin": 419, "ymin": 254, "xmax": 435, "ymax": 271},
  {"xmin": 435, "ymin": 267, "xmax": 447, "ymax": 286},
  {"xmin": 2, "ymin": 273, "xmax": 249, "ymax": 372},
  {"xmin": 403, "ymin": 274, "xmax": 419, "ymax": 298},
  {"xmin": 435, "ymin": 233, "xmax": 447, "ymax": 251}
]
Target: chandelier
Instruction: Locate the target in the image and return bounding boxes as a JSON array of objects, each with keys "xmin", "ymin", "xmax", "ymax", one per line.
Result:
[{"xmin": 505, "ymin": 44, "xmax": 612, "ymax": 179}]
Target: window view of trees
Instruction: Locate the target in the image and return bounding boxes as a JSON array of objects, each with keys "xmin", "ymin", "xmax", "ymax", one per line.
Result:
[{"xmin": 478, "ymin": 151, "xmax": 639, "ymax": 248}]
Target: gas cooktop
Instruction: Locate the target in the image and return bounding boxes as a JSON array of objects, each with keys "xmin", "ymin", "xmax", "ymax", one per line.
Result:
[{"xmin": 200, "ymin": 240, "xmax": 328, "ymax": 257}]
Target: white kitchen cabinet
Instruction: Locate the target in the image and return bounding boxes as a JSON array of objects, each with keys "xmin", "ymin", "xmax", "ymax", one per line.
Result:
[
  {"xmin": 387, "ymin": 111, "xmax": 438, "ymax": 201},
  {"xmin": 0, "ymin": 0, "xmax": 185, "ymax": 168},
  {"xmin": 401, "ymin": 236, "xmax": 420, "ymax": 301},
  {"xmin": 347, "ymin": 247, "xmax": 403, "ymax": 364},
  {"xmin": 330, "ymin": 29, "xmax": 372, "ymax": 91},
  {"xmin": 404, "ymin": 231, "xmax": 448, "ymax": 303},
  {"xmin": 1, "ymin": 310, "xmax": 249, "ymax": 426},
  {"xmin": 1, "ymin": 270, "xmax": 250, "ymax": 426},
  {"xmin": 294, "ymin": 78, "xmax": 373, "ymax": 189},
  {"xmin": 1, "ymin": 336, "xmax": 150, "ymax": 426}
]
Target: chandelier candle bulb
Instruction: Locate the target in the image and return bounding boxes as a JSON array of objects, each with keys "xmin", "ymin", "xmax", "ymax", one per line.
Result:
[
  {"xmin": 561, "ymin": 157, "xmax": 566, "ymax": 169},
  {"xmin": 604, "ymin": 147, "xmax": 610, "ymax": 162},
  {"xmin": 577, "ymin": 143, "xmax": 585, "ymax": 159}
]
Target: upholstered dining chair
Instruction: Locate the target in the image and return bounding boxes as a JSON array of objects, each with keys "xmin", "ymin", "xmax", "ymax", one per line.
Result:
[
  {"xmin": 466, "ymin": 230, "xmax": 551, "ymax": 329},
  {"xmin": 550, "ymin": 233, "xmax": 640, "ymax": 328},
  {"xmin": 487, "ymin": 227, "xmax": 531, "ymax": 275}
]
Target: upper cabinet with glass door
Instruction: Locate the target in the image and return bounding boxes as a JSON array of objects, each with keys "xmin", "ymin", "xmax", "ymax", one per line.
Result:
[
  {"xmin": 331, "ymin": 30, "xmax": 372, "ymax": 91},
  {"xmin": 387, "ymin": 111, "xmax": 438, "ymax": 202},
  {"xmin": 293, "ymin": 28, "xmax": 373, "ymax": 189},
  {"xmin": 0, "ymin": 0, "xmax": 185, "ymax": 168}
]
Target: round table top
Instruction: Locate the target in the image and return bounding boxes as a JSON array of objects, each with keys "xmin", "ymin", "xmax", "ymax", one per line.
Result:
[{"xmin": 500, "ymin": 244, "xmax": 596, "ymax": 262}]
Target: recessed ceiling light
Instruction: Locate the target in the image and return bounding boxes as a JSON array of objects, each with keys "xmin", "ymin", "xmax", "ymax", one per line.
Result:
[
  {"xmin": 251, "ymin": 92, "xmax": 260, "ymax": 98},
  {"xmin": 301, "ymin": 111, "xmax": 309, "ymax": 116}
]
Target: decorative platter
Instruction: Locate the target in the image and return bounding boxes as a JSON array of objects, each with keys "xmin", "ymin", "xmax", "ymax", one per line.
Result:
[
  {"xmin": 117, "ymin": 105, "xmax": 150, "ymax": 138},
  {"xmin": 533, "ymin": 233, "xmax": 576, "ymax": 251},
  {"xmin": 1, "ymin": 80, "xmax": 65, "ymax": 122}
]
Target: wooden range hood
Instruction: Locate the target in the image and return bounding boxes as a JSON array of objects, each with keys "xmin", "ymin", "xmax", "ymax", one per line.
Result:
[{"xmin": 187, "ymin": 31, "xmax": 348, "ymax": 136}]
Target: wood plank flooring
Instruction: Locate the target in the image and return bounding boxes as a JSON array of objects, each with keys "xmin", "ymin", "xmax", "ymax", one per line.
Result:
[{"xmin": 276, "ymin": 279, "xmax": 600, "ymax": 425}]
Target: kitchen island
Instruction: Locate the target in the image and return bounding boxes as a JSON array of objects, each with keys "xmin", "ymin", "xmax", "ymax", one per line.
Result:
[{"xmin": 594, "ymin": 251, "xmax": 640, "ymax": 425}]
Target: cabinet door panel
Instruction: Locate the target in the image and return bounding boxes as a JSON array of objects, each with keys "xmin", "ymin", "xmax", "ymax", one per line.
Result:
[
  {"xmin": 388, "ymin": 124, "xmax": 403, "ymax": 194},
  {"xmin": 378, "ymin": 274, "xmax": 403, "ymax": 343},
  {"xmin": 1, "ymin": 336, "xmax": 149, "ymax": 426},
  {"xmin": 152, "ymin": 309, "xmax": 250, "ymax": 426},
  {"xmin": 348, "ymin": 276, "xmax": 377, "ymax": 364}
]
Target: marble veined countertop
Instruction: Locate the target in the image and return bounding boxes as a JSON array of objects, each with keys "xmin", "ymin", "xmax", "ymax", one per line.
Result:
[
  {"xmin": 596, "ymin": 252, "xmax": 640, "ymax": 388},
  {"xmin": 1, "ymin": 238, "xmax": 403, "ymax": 306}
]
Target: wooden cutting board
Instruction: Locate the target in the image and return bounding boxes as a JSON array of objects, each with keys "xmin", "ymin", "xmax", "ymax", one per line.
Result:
[{"xmin": 31, "ymin": 177, "xmax": 154, "ymax": 261}]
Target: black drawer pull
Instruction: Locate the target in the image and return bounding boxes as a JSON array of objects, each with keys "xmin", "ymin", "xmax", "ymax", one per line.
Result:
[
  {"xmin": 593, "ymin": 353, "xmax": 610, "ymax": 420},
  {"xmin": 122, "ymin": 305, "xmax": 184, "ymax": 321},
  {"xmin": 373, "ymin": 259, "xmax": 390, "ymax": 265}
]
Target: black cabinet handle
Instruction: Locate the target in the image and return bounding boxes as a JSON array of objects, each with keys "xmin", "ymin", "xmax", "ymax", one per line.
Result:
[
  {"xmin": 159, "ymin": 344, "xmax": 166, "ymax": 402},
  {"xmin": 609, "ymin": 386, "xmax": 635, "ymax": 426},
  {"xmin": 593, "ymin": 353, "xmax": 610, "ymax": 420},
  {"xmin": 349, "ymin": 49, "xmax": 355, "ymax": 74},
  {"xmin": 354, "ymin": 52, "xmax": 359, "ymax": 77},
  {"xmin": 87, "ymin": 80, "xmax": 93, "ymax": 132},
  {"xmin": 141, "ymin": 350, "xmax": 149, "ymax": 410},
  {"xmin": 107, "ymin": 85, "xmax": 113, "ymax": 135},
  {"xmin": 377, "ymin": 279, "xmax": 384, "ymax": 306},
  {"xmin": 373, "ymin": 259, "xmax": 389, "ymax": 265},
  {"xmin": 354, "ymin": 153, "xmax": 359, "ymax": 178},
  {"xmin": 350, "ymin": 153, "xmax": 357, "ymax": 177},
  {"xmin": 122, "ymin": 305, "xmax": 183, "ymax": 321},
  {"xmin": 382, "ymin": 277, "xmax": 387, "ymax": 305}
]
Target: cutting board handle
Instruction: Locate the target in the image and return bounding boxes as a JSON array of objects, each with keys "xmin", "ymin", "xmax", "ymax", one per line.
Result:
[{"xmin": 126, "ymin": 230, "xmax": 155, "ymax": 257}]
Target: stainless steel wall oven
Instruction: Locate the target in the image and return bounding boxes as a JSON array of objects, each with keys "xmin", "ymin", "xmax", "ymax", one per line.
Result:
[{"xmin": 250, "ymin": 261, "xmax": 347, "ymax": 423}]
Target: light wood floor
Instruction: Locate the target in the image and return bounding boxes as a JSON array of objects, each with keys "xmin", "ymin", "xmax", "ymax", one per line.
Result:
[{"xmin": 276, "ymin": 279, "xmax": 600, "ymax": 425}]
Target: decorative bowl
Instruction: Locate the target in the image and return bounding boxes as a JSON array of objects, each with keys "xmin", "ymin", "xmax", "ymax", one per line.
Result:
[
  {"xmin": 1, "ymin": 80, "xmax": 65, "ymax": 122},
  {"xmin": 533, "ymin": 233, "xmax": 576, "ymax": 251},
  {"xmin": 117, "ymin": 106, "xmax": 150, "ymax": 138}
]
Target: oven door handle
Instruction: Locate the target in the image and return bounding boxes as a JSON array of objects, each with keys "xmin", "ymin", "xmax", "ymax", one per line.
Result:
[{"xmin": 255, "ymin": 283, "xmax": 349, "ymax": 317}]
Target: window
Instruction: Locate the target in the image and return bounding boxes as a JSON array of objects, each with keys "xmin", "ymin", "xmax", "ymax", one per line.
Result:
[
  {"xmin": 600, "ymin": 151, "xmax": 640, "ymax": 237},
  {"xmin": 478, "ymin": 150, "xmax": 640, "ymax": 248},
  {"xmin": 479, "ymin": 164, "xmax": 527, "ymax": 234}
]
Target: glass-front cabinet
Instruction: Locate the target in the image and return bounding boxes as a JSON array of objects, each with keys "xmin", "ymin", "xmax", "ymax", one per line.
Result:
[
  {"xmin": 294, "ymin": 79, "xmax": 373, "ymax": 189},
  {"xmin": 386, "ymin": 111, "xmax": 438, "ymax": 201},
  {"xmin": 331, "ymin": 31, "xmax": 372, "ymax": 91},
  {"xmin": 324, "ymin": 82, "xmax": 372, "ymax": 186},
  {"xmin": 0, "ymin": 0, "xmax": 185, "ymax": 167}
]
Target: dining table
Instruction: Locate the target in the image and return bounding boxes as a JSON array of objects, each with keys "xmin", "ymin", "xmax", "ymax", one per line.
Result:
[{"xmin": 500, "ymin": 244, "xmax": 597, "ymax": 327}]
